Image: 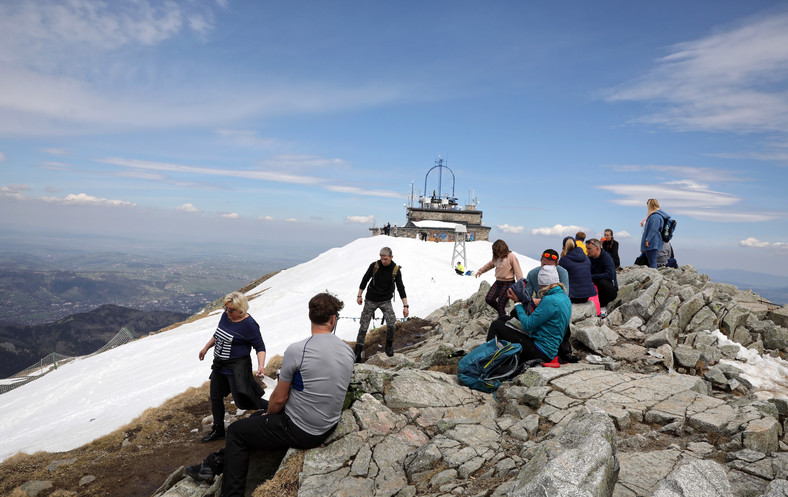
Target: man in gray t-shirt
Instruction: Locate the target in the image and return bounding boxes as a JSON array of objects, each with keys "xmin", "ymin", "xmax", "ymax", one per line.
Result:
[{"xmin": 190, "ymin": 293, "xmax": 355, "ymax": 497}]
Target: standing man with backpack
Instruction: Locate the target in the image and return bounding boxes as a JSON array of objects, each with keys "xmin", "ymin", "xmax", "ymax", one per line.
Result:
[{"xmin": 355, "ymin": 247, "xmax": 409, "ymax": 361}]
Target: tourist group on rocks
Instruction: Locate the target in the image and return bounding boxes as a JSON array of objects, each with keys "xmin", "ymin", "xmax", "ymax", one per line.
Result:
[{"xmin": 152, "ymin": 198, "xmax": 788, "ymax": 497}]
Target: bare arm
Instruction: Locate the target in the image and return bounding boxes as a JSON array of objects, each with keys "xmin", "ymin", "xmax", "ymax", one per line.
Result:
[
  {"xmin": 199, "ymin": 337, "xmax": 215, "ymax": 361},
  {"xmin": 256, "ymin": 350, "xmax": 266, "ymax": 376},
  {"xmin": 267, "ymin": 380, "xmax": 291, "ymax": 415}
]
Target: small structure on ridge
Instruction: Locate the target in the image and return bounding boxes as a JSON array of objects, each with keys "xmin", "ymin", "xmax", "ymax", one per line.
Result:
[{"xmin": 371, "ymin": 157, "xmax": 491, "ymax": 243}]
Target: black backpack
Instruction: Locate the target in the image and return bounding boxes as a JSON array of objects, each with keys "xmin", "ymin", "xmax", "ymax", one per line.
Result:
[{"xmin": 660, "ymin": 215, "xmax": 677, "ymax": 243}]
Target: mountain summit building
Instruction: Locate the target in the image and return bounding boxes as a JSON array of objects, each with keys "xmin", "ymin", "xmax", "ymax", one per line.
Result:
[{"xmin": 371, "ymin": 158, "xmax": 491, "ymax": 242}]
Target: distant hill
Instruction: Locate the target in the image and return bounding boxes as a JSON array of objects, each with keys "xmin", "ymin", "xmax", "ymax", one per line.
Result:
[
  {"xmin": 0, "ymin": 304, "xmax": 189, "ymax": 378},
  {"xmin": 697, "ymin": 267, "xmax": 788, "ymax": 306}
]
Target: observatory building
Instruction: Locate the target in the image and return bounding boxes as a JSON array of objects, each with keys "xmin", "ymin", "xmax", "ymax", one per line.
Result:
[{"xmin": 371, "ymin": 158, "xmax": 491, "ymax": 242}]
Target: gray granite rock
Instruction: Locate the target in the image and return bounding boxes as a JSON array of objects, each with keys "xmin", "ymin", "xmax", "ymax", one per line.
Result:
[
  {"xmin": 651, "ymin": 459, "xmax": 733, "ymax": 497},
  {"xmin": 510, "ymin": 411, "xmax": 618, "ymax": 497}
]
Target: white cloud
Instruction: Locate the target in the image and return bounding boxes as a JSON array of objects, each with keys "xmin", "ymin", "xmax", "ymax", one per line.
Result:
[
  {"xmin": 607, "ymin": 164, "xmax": 745, "ymax": 183},
  {"xmin": 596, "ymin": 180, "xmax": 782, "ymax": 222},
  {"xmin": 43, "ymin": 148, "xmax": 69, "ymax": 156},
  {"xmin": 615, "ymin": 230, "xmax": 632, "ymax": 239},
  {"xmin": 259, "ymin": 215, "xmax": 275, "ymax": 221},
  {"xmin": 605, "ymin": 10, "xmax": 788, "ymax": 133},
  {"xmin": 176, "ymin": 203, "xmax": 199, "ymax": 213},
  {"xmin": 0, "ymin": 152, "xmax": 6, "ymax": 162},
  {"xmin": 324, "ymin": 185, "xmax": 402, "ymax": 199},
  {"xmin": 285, "ymin": 218, "xmax": 299, "ymax": 223},
  {"xmin": 531, "ymin": 224, "xmax": 586, "ymax": 237},
  {"xmin": 221, "ymin": 212, "xmax": 239, "ymax": 219},
  {"xmin": 98, "ymin": 157, "xmax": 403, "ymax": 199},
  {"xmin": 740, "ymin": 237, "xmax": 788, "ymax": 250},
  {"xmin": 345, "ymin": 215, "xmax": 375, "ymax": 224},
  {"xmin": 496, "ymin": 224, "xmax": 524, "ymax": 234},
  {"xmin": 215, "ymin": 130, "xmax": 281, "ymax": 148},
  {"xmin": 0, "ymin": 184, "xmax": 29, "ymax": 200},
  {"xmin": 37, "ymin": 192, "xmax": 135, "ymax": 207}
]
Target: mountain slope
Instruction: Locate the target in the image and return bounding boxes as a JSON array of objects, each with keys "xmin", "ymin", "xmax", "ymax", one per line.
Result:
[{"xmin": 0, "ymin": 236, "xmax": 534, "ymax": 462}]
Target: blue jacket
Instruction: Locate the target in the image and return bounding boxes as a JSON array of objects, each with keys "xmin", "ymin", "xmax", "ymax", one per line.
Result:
[
  {"xmin": 558, "ymin": 247, "xmax": 596, "ymax": 300},
  {"xmin": 641, "ymin": 210, "xmax": 669, "ymax": 253},
  {"xmin": 513, "ymin": 286, "xmax": 572, "ymax": 359},
  {"xmin": 590, "ymin": 249, "xmax": 618, "ymax": 289}
]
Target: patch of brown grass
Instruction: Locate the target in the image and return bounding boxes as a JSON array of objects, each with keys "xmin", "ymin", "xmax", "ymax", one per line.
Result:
[
  {"xmin": 251, "ymin": 450, "xmax": 305, "ymax": 497},
  {"xmin": 265, "ymin": 355, "xmax": 283, "ymax": 377},
  {"xmin": 0, "ymin": 382, "xmax": 216, "ymax": 497},
  {"xmin": 428, "ymin": 364, "xmax": 458, "ymax": 374}
]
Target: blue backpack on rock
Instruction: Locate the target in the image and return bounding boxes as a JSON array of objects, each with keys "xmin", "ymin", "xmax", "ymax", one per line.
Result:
[{"xmin": 457, "ymin": 339, "xmax": 522, "ymax": 393}]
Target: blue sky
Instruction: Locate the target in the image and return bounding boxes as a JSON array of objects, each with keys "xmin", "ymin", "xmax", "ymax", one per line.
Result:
[{"xmin": 1, "ymin": 1, "xmax": 787, "ymax": 276}]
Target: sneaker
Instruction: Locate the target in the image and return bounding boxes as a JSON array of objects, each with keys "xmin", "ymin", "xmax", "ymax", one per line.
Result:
[
  {"xmin": 185, "ymin": 462, "xmax": 215, "ymax": 483},
  {"xmin": 200, "ymin": 427, "xmax": 225, "ymax": 443}
]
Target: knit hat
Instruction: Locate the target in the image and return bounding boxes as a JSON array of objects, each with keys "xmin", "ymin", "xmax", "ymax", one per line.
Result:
[{"xmin": 537, "ymin": 265, "xmax": 560, "ymax": 286}]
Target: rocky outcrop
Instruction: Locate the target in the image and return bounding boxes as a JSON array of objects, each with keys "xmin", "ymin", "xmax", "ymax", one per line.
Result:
[{"xmin": 158, "ymin": 264, "xmax": 788, "ymax": 497}]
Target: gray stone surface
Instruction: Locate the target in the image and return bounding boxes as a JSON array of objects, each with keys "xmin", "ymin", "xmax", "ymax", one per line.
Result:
[
  {"xmin": 509, "ymin": 411, "xmax": 618, "ymax": 497},
  {"xmin": 651, "ymin": 459, "xmax": 733, "ymax": 497}
]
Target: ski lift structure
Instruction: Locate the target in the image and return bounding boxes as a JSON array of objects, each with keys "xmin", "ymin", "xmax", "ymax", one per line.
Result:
[{"xmin": 370, "ymin": 157, "xmax": 491, "ymax": 258}]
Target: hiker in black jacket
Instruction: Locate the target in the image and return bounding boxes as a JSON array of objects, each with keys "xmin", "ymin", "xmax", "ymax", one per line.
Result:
[{"xmin": 355, "ymin": 247, "xmax": 409, "ymax": 361}]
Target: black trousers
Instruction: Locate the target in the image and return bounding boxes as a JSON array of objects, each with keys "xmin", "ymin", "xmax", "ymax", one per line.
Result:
[
  {"xmin": 486, "ymin": 318, "xmax": 551, "ymax": 362},
  {"xmin": 209, "ymin": 371, "xmax": 237, "ymax": 429},
  {"xmin": 594, "ymin": 279, "xmax": 618, "ymax": 308},
  {"xmin": 222, "ymin": 412, "xmax": 335, "ymax": 497}
]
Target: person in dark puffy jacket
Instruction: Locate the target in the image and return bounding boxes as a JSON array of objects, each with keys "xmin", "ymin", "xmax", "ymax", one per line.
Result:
[
  {"xmin": 558, "ymin": 237, "xmax": 597, "ymax": 303},
  {"xmin": 586, "ymin": 238, "xmax": 618, "ymax": 315}
]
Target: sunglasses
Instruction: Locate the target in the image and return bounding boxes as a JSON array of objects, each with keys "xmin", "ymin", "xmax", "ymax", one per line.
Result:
[
  {"xmin": 225, "ymin": 306, "xmax": 239, "ymax": 314},
  {"xmin": 542, "ymin": 252, "xmax": 558, "ymax": 260}
]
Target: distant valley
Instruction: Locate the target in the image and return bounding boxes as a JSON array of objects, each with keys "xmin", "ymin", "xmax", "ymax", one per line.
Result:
[
  {"xmin": 0, "ymin": 304, "xmax": 190, "ymax": 378},
  {"xmin": 0, "ymin": 248, "xmax": 294, "ymax": 378},
  {"xmin": 0, "ymin": 250, "xmax": 285, "ymax": 325}
]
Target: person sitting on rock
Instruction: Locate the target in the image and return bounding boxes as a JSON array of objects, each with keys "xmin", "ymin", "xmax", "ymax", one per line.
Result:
[
  {"xmin": 520, "ymin": 248, "xmax": 578, "ymax": 363},
  {"xmin": 523, "ymin": 249, "xmax": 568, "ymax": 305},
  {"xmin": 559, "ymin": 237, "xmax": 597, "ymax": 304},
  {"xmin": 657, "ymin": 240, "xmax": 678, "ymax": 268},
  {"xmin": 486, "ymin": 265, "xmax": 571, "ymax": 364},
  {"xmin": 586, "ymin": 238, "xmax": 618, "ymax": 317},
  {"xmin": 185, "ymin": 293, "xmax": 355, "ymax": 496}
]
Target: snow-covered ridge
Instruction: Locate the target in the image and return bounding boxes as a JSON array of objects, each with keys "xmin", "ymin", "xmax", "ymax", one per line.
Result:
[{"xmin": 0, "ymin": 237, "xmax": 538, "ymax": 462}]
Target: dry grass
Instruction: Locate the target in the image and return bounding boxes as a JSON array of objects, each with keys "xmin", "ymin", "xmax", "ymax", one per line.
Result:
[
  {"xmin": 0, "ymin": 382, "xmax": 216, "ymax": 497},
  {"xmin": 264, "ymin": 354, "xmax": 283, "ymax": 377},
  {"xmin": 428, "ymin": 364, "xmax": 458, "ymax": 374},
  {"xmin": 251, "ymin": 450, "xmax": 305, "ymax": 497}
]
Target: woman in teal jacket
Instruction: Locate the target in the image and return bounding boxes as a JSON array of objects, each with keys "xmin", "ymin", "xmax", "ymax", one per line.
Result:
[{"xmin": 488, "ymin": 265, "xmax": 572, "ymax": 362}]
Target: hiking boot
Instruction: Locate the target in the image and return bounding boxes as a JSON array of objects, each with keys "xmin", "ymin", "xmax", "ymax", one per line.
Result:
[
  {"xmin": 385, "ymin": 340, "xmax": 394, "ymax": 357},
  {"xmin": 354, "ymin": 343, "xmax": 363, "ymax": 363},
  {"xmin": 185, "ymin": 462, "xmax": 215, "ymax": 483},
  {"xmin": 200, "ymin": 426, "xmax": 225, "ymax": 443}
]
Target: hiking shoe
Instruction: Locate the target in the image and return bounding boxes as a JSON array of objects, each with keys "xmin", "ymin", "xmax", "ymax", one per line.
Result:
[
  {"xmin": 200, "ymin": 427, "xmax": 225, "ymax": 443},
  {"xmin": 354, "ymin": 343, "xmax": 363, "ymax": 363},
  {"xmin": 385, "ymin": 340, "xmax": 394, "ymax": 357},
  {"xmin": 185, "ymin": 462, "xmax": 215, "ymax": 483},
  {"xmin": 559, "ymin": 353, "xmax": 581, "ymax": 364}
]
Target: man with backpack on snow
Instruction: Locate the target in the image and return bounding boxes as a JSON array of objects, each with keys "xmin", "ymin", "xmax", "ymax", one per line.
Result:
[{"xmin": 355, "ymin": 247, "xmax": 409, "ymax": 361}]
